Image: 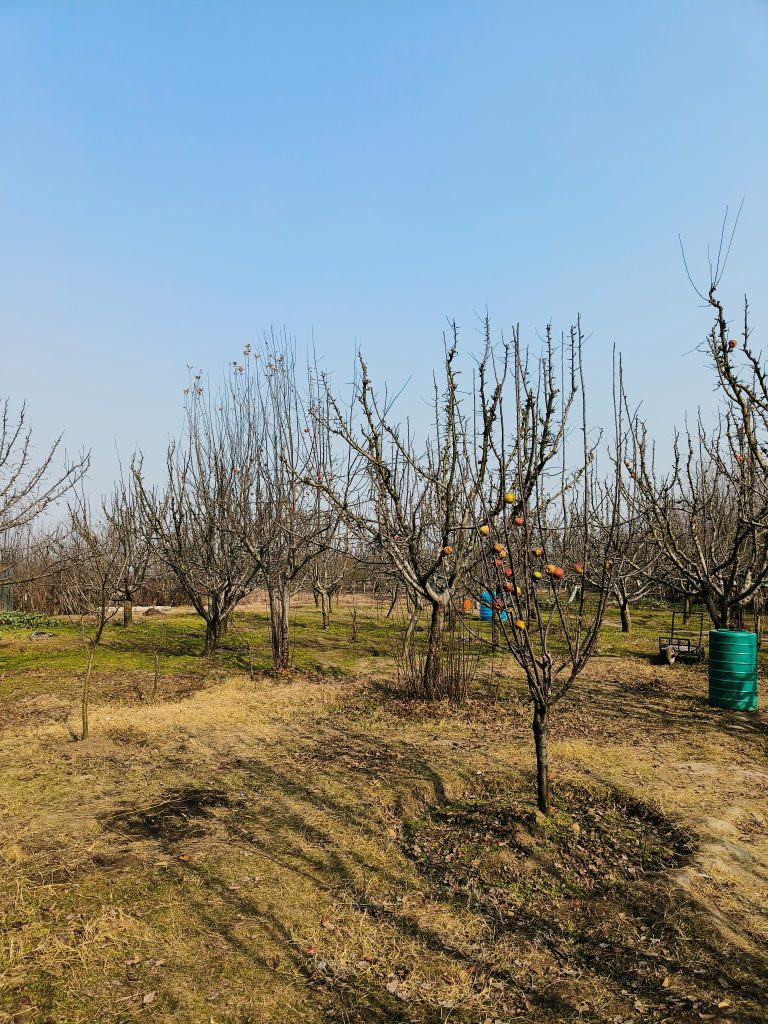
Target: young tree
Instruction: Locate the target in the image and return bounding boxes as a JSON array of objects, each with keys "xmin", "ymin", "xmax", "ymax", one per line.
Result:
[
  {"xmin": 59, "ymin": 496, "xmax": 130, "ymax": 739},
  {"xmin": 471, "ymin": 322, "xmax": 623, "ymax": 814}
]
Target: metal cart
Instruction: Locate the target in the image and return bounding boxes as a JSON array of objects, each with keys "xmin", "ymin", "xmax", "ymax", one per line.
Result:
[{"xmin": 658, "ymin": 607, "xmax": 706, "ymax": 665}]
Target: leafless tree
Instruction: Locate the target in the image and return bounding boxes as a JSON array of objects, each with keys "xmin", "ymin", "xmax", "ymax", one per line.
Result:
[
  {"xmin": 625, "ymin": 413, "xmax": 768, "ymax": 629},
  {"xmin": 0, "ymin": 399, "xmax": 89, "ymax": 538},
  {"xmin": 132, "ymin": 368, "xmax": 263, "ymax": 655},
  {"xmin": 624, "ymin": 218, "xmax": 768, "ymax": 629},
  {"xmin": 104, "ymin": 471, "xmax": 153, "ymax": 627},
  {"xmin": 470, "ymin": 322, "xmax": 623, "ymax": 813},
  {"xmin": 58, "ymin": 495, "xmax": 130, "ymax": 739},
  {"xmin": 317, "ymin": 322, "xmax": 508, "ymax": 698},
  {"xmin": 223, "ymin": 337, "xmax": 350, "ymax": 668},
  {"xmin": 134, "ymin": 338, "xmax": 344, "ymax": 665},
  {"xmin": 307, "ymin": 543, "xmax": 355, "ymax": 629}
]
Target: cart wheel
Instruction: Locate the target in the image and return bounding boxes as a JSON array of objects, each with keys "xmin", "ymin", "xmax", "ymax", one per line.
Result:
[{"xmin": 664, "ymin": 647, "xmax": 676, "ymax": 666}]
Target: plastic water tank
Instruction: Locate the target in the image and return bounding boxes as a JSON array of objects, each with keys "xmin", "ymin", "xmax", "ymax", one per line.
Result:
[{"xmin": 708, "ymin": 629, "xmax": 758, "ymax": 711}]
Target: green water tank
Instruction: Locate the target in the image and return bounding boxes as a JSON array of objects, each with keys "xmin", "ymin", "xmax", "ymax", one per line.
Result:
[{"xmin": 708, "ymin": 629, "xmax": 758, "ymax": 711}]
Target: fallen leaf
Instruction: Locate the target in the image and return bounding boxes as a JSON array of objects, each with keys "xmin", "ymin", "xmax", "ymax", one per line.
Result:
[
  {"xmin": 662, "ymin": 976, "xmax": 670, "ymax": 988},
  {"xmin": 142, "ymin": 991, "xmax": 156, "ymax": 1005}
]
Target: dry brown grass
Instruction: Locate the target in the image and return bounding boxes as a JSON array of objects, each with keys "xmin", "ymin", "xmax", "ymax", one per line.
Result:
[{"xmin": 1, "ymin": 631, "xmax": 767, "ymax": 1023}]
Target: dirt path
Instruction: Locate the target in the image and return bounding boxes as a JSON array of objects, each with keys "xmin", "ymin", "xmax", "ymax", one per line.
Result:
[{"xmin": 1, "ymin": 658, "xmax": 767, "ymax": 1023}]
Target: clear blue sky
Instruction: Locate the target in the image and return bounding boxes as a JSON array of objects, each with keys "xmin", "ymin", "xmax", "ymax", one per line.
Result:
[{"xmin": 1, "ymin": 1, "xmax": 766, "ymax": 494}]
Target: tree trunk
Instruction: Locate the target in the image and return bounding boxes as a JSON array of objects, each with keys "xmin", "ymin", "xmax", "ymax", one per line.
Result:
[
  {"xmin": 532, "ymin": 703, "xmax": 550, "ymax": 814},
  {"xmin": 423, "ymin": 600, "xmax": 447, "ymax": 699},
  {"xmin": 702, "ymin": 590, "xmax": 722, "ymax": 629},
  {"xmin": 204, "ymin": 595, "xmax": 222, "ymax": 654},
  {"xmin": 81, "ymin": 647, "xmax": 95, "ymax": 741},
  {"xmin": 204, "ymin": 618, "xmax": 221, "ymax": 654},
  {"xmin": 401, "ymin": 604, "xmax": 420, "ymax": 659},
  {"xmin": 682, "ymin": 595, "xmax": 691, "ymax": 625},
  {"xmin": 123, "ymin": 598, "xmax": 133, "ymax": 628},
  {"xmin": 319, "ymin": 590, "xmax": 329, "ymax": 629},
  {"xmin": 268, "ymin": 586, "xmax": 290, "ymax": 670},
  {"xmin": 619, "ymin": 599, "xmax": 631, "ymax": 633},
  {"xmin": 220, "ymin": 613, "xmax": 229, "ymax": 638}
]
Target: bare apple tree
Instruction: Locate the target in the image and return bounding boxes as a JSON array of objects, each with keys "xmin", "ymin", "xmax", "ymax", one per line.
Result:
[
  {"xmin": 316, "ymin": 322, "xmax": 508, "ymax": 698},
  {"xmin": 223, "ymin": 337, "xmax": 350, "ymax": 669},
  {"xmin": 104, "ymin": 471, "xmax": 154, "ymax": 627},
  {"xmin": 132, "ymin": 369, "xmax": 264, "ymax": 654},
  {"xmin": 623, "ymin": 220, "xmax": 768, "ymax": 629},
  {"xmin": 470, "ymin": 323, "xmax": 623, "ymax": 813},
  {"xmin": 135, "ymin": 339, "xmax": 346, "ymax": 666},
  {"xmin": 626, "ymin": 407, "xmax": 768, "ymax": 629}
]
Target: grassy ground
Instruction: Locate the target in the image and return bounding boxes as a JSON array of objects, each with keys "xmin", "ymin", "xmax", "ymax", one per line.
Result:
[{"xmin": 1, "ymin": 601, "xmax": 767, "ymax": 1023}]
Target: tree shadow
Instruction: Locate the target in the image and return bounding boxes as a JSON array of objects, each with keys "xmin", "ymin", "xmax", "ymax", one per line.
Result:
[{"xmin": 97, "ymin": 722, "xmax": 768, "ymax": 1023}]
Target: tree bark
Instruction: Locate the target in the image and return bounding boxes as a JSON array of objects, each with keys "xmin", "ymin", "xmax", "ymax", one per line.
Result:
[
  {"xmin": 682, "ymin": 595, "xmax": 691, "ymax": 625},
  {"xmin": 702, "ymin": 590, "xmax": 722, "ymax": 629},
  {"xmin": 423, "ymin": 600, "xmax": 447, "ymax": 699},
  {"xmin": 204, "ymin": 595, "xmax": 222, "ymax": 654},
  {"xmin": 268, "ymin": 586, "xmax": 290, "ymax": 670},
  {"xmin": 619, "ymin": 599, "xmax": 631, "ymax": 633},
  {"xmin": 204, "ymin": 618, "xmax": 221, "ymax": 654},
  {"xmin": 319, "ymin": 590, "xmax": 329, "ymax": 629},
  {"xmin": 401, "ymin": 605, "xmax": 420, "ymax": 660},
  {"xmin": 123, "ymin": 598, "xmax": 133, "ymax": 628},
  {"xmin": 532, "ymin": 703, "xmax": 550, "ymax": 814}
]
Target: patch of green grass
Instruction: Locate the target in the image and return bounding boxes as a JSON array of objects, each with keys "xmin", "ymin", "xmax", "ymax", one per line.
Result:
[{"xmin": 0, "ymin": 610, "xmax": 60, "ymax": 628}]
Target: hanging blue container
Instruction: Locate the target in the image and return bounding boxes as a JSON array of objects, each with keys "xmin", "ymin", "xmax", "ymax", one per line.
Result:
[
  {"xmin": 708, "ymin": 629, "xmax": 758, "ymax": 711},
  {"xmin": 479, "ymin": 591, "xmax": 507, "ymax": 622}
]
